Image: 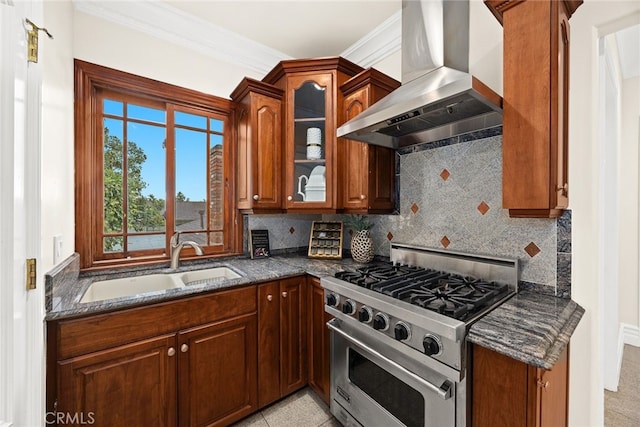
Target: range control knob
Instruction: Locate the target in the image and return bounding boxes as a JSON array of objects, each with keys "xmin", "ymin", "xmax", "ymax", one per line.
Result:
[
  {"xmin": 372, "ymin": 313, "xmax": 389, "ymax": 331},
  {"xmin": 358, "ymin": 306, "xmax": 373, "ymax": 323},
  {"xmin": 423, "ymin": 335, "xmax": 442, "ymax": 356},
  {"xmin": 342, "ymin": 299, "xmax": 356, "ymax": 315},
  {"xmin": 394, "ymin": 322, "xmax": 411, "ymax": 341},
  {"xmin": 326, "ymin": 293, "xmax": 339, "ymax": 307}
]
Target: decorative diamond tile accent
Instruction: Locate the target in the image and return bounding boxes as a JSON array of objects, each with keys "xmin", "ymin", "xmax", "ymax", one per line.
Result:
[
  {"xmin": 411, "ymin": 203, "xmax": 419, "ymax": 214},
  {"xmin": 289, "ymin": 227, "xmax": 295, "ymax": 234},
  {"xmin": 440, "ymin": 169, "xmax": 450, "ymax": 181},
  {"xmin": 525, "ymin": 242, "xmax": 541, "ymax": 257},
  {"xmin": 387, "ymin": 232, "xmax": 394, "ymax": 241},
  {"xmin": 477, "ymin": 201, "xmax": 490, "ymax": 215},
  {"xmin": 440, "ymin": 236, "xmax": 450, "ymax": 248}
]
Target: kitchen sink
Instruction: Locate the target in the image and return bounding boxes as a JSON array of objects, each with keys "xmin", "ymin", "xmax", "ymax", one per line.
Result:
[
  {"xmin": 80, "ymin": 266, "xmax": 244, "ymax": 303},
  {"xmin": 80, "ymin": 274, "xmax": 184, "ymax": 303},
  {"xmin": 177, "ymin": 266, "xmax": 242, "ymax": 285}
]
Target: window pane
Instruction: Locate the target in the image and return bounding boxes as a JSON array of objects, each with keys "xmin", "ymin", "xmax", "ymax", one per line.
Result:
[
  {"xmin": 175, "ymin": 128, "xmax": 207, "ymax": 231},
  {"xmin": 126, "ymin": 122, "xmax": 166, "ymax": 233},
  {"xmin": 176, "ymin": 111, "xmax": 207, "ymax": 129},
  {"xmin": 210, "ymin": 118, "xmax": 223, "ymax": 133},
  {"xmin": 209, "ymin": 231, "xmax": 223, "ymax": 246},
  {"xmin": 104, "ymin": 119, "xmax": 124, "ymax": 234},
  {"xmin": 209, "ymin": 136, "xmax": 224, "ymax": 231},
  {"xmin": 104, "ymin": 99, "xmax": 123, "ymax": 117},
  {"xmin": 127, "ymin": 103, "xmax": 166, "ymax": 124},
  {"xmin": 179, "ymin": 231, "xmax": 206, "ymax": 247},
  {"xmin": 128, "ymin": 234, "xmax": 165, "ymax": 251},
  {"xmin": 103, "ymin": 236, "xmax": 123, "ymax": 253}
]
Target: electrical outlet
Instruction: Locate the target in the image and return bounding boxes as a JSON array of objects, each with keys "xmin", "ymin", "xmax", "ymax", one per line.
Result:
[{"xmin": 53, "ymin": 235, "xmax": 62, "ymax": 264}]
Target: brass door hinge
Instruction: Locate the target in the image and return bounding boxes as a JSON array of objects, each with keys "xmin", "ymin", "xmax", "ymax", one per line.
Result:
[
  {"xmin": 25, "ymin": 18, "xmax": 53, "ymax": 63},
  {"xmin": 26, "ymin": 258, "xmax": 36, "ymax": 290}
]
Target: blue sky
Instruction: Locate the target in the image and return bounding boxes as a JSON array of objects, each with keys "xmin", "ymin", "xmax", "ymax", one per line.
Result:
[{"xmin": 104, "ymin": 100, "xmax": 223, "ymax": 201}]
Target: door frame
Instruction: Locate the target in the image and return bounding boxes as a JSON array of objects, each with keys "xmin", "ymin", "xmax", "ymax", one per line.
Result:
[{"xmin": 0, "ymin": 0, "xmax": 45, "ymax": 425}]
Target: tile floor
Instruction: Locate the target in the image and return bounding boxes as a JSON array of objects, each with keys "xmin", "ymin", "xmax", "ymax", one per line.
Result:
[
  {"xmin": 605, "ymin": 344, "xmax": 640, "ymax": 426},
  {"xmin": 232, "ymin": 388, "xmax": 341, "ymax": 427}
]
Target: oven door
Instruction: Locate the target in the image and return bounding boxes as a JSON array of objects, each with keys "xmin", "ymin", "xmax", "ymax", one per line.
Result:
[{"xmin": 328, "ymin": 319, "xmax": 456, "ymax": 427}]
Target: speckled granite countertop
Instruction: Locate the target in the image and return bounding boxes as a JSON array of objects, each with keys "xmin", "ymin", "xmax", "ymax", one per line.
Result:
[
  {"xmin": 45, "ymin": 253, "xmax": 366, "ymax": 321},
  {"xmin": 467, "ymin": 291, "xmax": 584, "ymax": 369},
  {"xmin": 47, "ymin": 253, "xmax": 584, "ymax": 370}
]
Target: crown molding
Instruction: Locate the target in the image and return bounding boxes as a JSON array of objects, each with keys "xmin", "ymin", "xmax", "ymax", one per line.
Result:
[
  {"xmin": 73, "ymin": 0, "xmax": 400, "ymax": 77},
  {"xmin": 340, "ymin": 10, "xmax": 401, "ymax": 69},
  {"xmin": 73, "ymin": 0, "xmax": 292, "ymax": 75}
]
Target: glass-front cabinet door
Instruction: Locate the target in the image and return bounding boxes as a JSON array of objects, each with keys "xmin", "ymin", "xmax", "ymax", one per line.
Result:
[{"xmin": 285, "ymin": 74, "xmax": 334, "ymax": 210}]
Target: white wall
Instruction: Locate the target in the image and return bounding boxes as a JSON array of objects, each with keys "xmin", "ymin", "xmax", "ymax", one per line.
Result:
[
  {"xmin": 73, "ymin": 10, "xmax": 263, "ymax": 98},
  {"xmin": 42, "ymin": 0, "xmax": 74, "ymax": 273},
  {"xmin": 569, "ymin": 1, "xmax": 640, "ymax": 425},
  {"xmin": 619, "ymin": 75, "xmax": 640, "ymax": 328}
]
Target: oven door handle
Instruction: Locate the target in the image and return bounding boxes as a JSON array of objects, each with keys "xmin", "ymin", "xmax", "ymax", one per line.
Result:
[{"xmin": 327, "ymin": 319, "xmax": 453, "ymax": 400}]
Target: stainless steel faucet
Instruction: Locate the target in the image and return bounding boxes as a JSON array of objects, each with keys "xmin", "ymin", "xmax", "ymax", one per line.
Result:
[{"xmin": 170, "ymin": 232, "xmax": 204, "ymax": 270}]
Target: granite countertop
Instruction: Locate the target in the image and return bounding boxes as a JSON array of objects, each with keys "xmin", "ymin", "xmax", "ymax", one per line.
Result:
[
  {"xmin": 47, "ymin": 253, "xmax": 584, "ymax": 370},
  {"xmin": 45, "ymin": 253, "xmax": 366, "ymax": 321},
  {"xmin": 467, "ymin": 291, "xmax": 585, "ymax": 369}
]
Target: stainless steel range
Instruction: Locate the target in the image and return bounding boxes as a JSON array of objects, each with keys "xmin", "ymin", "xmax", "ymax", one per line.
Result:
[{"xmin": 322, "ymin": 243, "xmax": 518, "ymax": 427}]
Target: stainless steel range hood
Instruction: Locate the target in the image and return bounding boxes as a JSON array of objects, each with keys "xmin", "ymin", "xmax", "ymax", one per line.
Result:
[{"xmin": 337, "ymin": 0, "xmax": 502, "ymax": 149}]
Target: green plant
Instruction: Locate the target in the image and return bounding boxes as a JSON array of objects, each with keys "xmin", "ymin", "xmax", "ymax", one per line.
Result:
[{"xmin": 344, "ymin": 214, "xmax": 374, "ymax": 232}]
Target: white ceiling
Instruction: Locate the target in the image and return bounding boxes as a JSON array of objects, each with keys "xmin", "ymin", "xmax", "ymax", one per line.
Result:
[
  {"xmin": 166, "ymin": 0, "xmax": 401, "ymax": 59},
  {"xmin": 76, "ymin": 1, "xmax": 639, "ymax": 81},
  {"xmin": 614, "ymin": 23, "xmax": 640, "ymax": 80}
]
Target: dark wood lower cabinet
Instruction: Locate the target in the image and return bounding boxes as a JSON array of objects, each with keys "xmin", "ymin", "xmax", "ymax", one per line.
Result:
[
  {"xmin": 50, "ymin": 275, "xmax": 333, "ymax": 427},
  {"xmin": 472, "ymin": 344, "xmax": 569, "ymax": 427},
  {"xmin": 257, "ymin": 277, "xmax": 308, "ymax": 407},
  {"xmin": 307, "ymin": 276, "xmax": 331, "ymax": 404},
  {"xmin": 50, "ymin": 286, "xmax": 258, "ymax": 427},
  {"xmin": 178, "ymin": 313, "xmax": 257, "ymax": 427},
  {"xmin": 57, "ymin": 334, "xmax": 177, "ymax": 427}
]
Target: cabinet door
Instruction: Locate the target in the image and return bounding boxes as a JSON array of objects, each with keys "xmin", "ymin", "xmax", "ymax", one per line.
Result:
[
  {"xmin": 472, "ymin": 344, "xmax": 570, "ymax": 427},
  {"xmin": 285, "ymin": 73, "xmax": 335, "ymax": 210},
  {"xmin": 499, "ymin": 0, "xmax": 575, "ymax": 218},
  {"xmin": 307, "ymin": 276, "xmax": 332, "ymax": 404},
  {"xmin": 57, "ymin": 334, "xmax": 177, "ymax": 427},
  {"xmin": 552, "ymin": 2, "xmax": 570, "ymax": 211},
  {"xmin": 257, "ymin": 281, "xmax": 281, "ymax": 407},
  {"xmin": 178, "ymin": 313, "xmax": 257, "ymax": 427},
  {"xmin": 252, "ymin": 93, "xmax": 283, "ymax": 209},
  {"xmin": 234, "ymin": 79, "xmax": 283, "ymax": 213},
  {"xmin": 280, "ymin": 276, "xmax": 308, "ymax": 395},
  {"xmin": 340, "ymin": 72, "xmax": 397, "ymax": 213},
  {"xmin": 529, "ymin": 346, "xmax": 569, "ymax": 427}
]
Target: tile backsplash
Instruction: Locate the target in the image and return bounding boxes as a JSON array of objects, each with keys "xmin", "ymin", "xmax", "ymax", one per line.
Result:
[{"xmin": 245, "ymin": 127, "xmax": 571, "ymax": 297}]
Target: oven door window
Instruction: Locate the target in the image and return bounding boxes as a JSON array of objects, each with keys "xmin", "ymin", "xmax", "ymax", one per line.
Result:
[{"xmin": 348, "ymin": 347, "xmax": 425, "ymax": 427}]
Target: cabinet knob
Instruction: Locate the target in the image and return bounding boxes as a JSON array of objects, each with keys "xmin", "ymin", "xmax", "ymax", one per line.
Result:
[
  {"xmin": 253, "ymin": 194, "xmax": 260, "ymax": 201},
  {"xmin": 537, "ymin": 379, "xmax": 550, "ymax": 389},
  {"xmin": 168, "ymin": 347, "xmax": 176, "ymax": 357},
  {"xmin": 181, "ymin": 344, "xmax": 189, "ymax": 353},
  {"xmin": 557, "ymin": 183, "xmax": 568, "ymax": 194},
  {"xmin": 282, "ymin": 291, "xmax": 288, "ymax": 298},
  {"xmin": 267, "ymin": 294, "xmax": 273, "ymax": 301},
  {"xmin": 287, "ymin": 196, "xmax": 293, "ymax": 201},
  {"xmin": 360, "ymin": 194, "xmax": 366, "ymax": 200}
]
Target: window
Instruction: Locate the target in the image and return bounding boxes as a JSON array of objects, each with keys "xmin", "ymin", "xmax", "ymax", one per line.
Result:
[{"xmin": 75, "ymin": 60, "xmax": 240, "ymax": 269}]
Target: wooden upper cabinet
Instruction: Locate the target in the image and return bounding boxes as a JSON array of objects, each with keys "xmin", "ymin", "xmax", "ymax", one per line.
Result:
[
  {"xmin": 263, "ymin": 58, "xmax": 363, "ymax": 212},
  {"xmin": 485, "ymin": 0, "xmax": 582, "ymax": 218},
  {"xmin": 339, "ymin": 69, "xmax": 400, "ymax": 213},
  {"xmin": 231, "ymin": 78, "xmax": 284, "ymax": 213}
]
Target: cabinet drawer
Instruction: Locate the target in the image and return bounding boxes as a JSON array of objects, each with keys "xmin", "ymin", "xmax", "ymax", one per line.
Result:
[{"xmin": 55, "ymin": 285, "xmax": 256, "ymax": 359}]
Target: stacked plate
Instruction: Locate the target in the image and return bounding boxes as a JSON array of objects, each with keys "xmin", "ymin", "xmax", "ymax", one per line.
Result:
[{"xmin": 306, "ymin": 127, "xmax": 322, "ymax": 160}]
